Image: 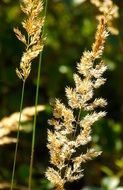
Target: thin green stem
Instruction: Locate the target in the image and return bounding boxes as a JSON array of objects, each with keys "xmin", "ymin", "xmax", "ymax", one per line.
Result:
[
  {"xmin": 67, "ymin": 109, "xmax": 82, "ymax": 164},
  {"xmin": 28, "ymin": 0, "xmax": 48, "ymax": 189},
  {"xmin": 10, "ymin": 81, "xmax": 25, "ymax": 190}
]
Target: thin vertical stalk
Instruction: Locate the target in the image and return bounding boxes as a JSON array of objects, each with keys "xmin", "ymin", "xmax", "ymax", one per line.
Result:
[
  {"xmin": 28, "ymin": 0, "xmax": 48, "ymax": 189},
  {"xmin": 11, "ymin": 81, "xmax": 25, "ymax": 190}
]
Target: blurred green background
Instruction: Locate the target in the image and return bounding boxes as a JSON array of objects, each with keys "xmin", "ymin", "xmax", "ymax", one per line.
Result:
[{"xmin": 0, "ymin": 0, "xmax": 123, "ymax": 189}]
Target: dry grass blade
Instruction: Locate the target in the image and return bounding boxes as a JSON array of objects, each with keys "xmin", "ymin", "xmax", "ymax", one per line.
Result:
[
  {"xmin": 0, "ymin": 182, "xmax": 27, "ymax": 190},
  {"xmin": 0, "ymin": 105, "xmax": 45, "ymax": 146}
]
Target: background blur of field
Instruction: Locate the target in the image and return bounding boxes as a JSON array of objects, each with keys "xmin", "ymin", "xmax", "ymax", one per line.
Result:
[{"xmin": 0, "ymin": 0, "xmax": 123, "ymax": 189}]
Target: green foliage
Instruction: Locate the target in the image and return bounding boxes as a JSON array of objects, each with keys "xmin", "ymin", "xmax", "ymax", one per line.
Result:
[{"xmin": 0, "ymin": 0, "xmax": 123, "ymax": 189}]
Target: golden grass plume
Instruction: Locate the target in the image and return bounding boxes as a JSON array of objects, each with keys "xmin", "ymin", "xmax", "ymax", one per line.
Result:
[
  {"xmin": 14, "ymin": 0, "xmax": 45, "ymax": 81},
  {"xmin": 46, "ymin": 14, "xmax": 109, "ymax": 190}
]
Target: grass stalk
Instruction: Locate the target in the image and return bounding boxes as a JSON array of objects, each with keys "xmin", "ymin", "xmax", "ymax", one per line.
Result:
[
  {"xmin": 28, "ymin": 0, "xmax": 48, "ymax": 189},
  {"xmin": 10, "ymin": 81, "xmax": 25, "ymax": 190}
]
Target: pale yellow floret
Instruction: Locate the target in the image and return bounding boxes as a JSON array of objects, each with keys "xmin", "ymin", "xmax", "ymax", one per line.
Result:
[{"xmin": 91, "ymin": 0, "xmax": 119, "ymax": 35}]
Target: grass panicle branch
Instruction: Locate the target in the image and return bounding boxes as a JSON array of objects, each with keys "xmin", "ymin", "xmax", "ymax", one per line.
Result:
[{"xmin": 46, "ymin": 14, "xmax": 109, "ymax": 190}]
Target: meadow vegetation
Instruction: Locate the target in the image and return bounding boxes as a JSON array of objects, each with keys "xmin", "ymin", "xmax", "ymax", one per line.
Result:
[{"xmin": 0, "ymin": 0, "xmax": 123, "ymax": 190}]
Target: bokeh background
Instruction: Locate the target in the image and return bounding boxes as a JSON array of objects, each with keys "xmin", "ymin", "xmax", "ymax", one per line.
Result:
[{"xmin": 0, "ymin": 0, "xmax": 123, "ymax": 189}]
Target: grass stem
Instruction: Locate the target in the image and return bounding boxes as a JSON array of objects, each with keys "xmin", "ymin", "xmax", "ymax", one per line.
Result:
[
  {"xmin": 28, "ymin": 0, "xmax": 48, "ymax": 189},
  {"xmin": 10, "ymin": 81, "xmax": 25, "ymax": 190}
]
